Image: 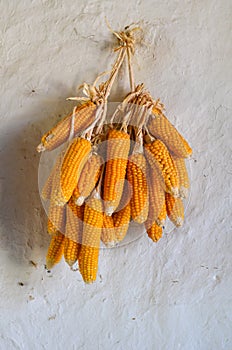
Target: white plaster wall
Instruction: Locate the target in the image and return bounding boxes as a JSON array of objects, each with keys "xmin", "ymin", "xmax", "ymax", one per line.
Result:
[{"xmin": 0, "ymin": 1, "xmax": 232, "ymax": 349}]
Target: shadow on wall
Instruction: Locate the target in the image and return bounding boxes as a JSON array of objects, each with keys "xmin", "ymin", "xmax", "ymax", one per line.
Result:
[{"xmin": 0, "ymin": 93, "xmax": 75, "ymax": 268}]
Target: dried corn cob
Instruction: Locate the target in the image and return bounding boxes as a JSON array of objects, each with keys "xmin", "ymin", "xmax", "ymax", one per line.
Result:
[
  {"xmin": 78, "ymin": 192, "xmax": 103, "ymax": 283},
  {"xmin": 101, "ymin": 214, "xmax": 116, "ymax": 247},
  {"xmin": 103, "ymin": 129, "xmax": 130, "ymax": 216},
  {"xmin": 41, "ymin": 172, "xmax": 53, "ymax": 201},
  {"xmin": 166, "ymin": 193, "xmax": 184, "ymax": 227},
  {"xmin": 73, "ymin": 153, "xmax": 103, "ymax": 205},
  {"xmin": 47, "ymin": 218, "xmax": 56, "ymax": 234},
  {"xmin": 127, "ymin": 153, "xmax": 148, "ymax": 223},
  {"xmin": 66, "ymin": 197, "xmax": 84, "ymax": 240},
  {"xmin": 145, "ymin": 165, "xmax": 166, "ymax": 232},
  {"xmin": 179, "ymin": 133, "xmax": 192, "ymax": 157},
  {"xmin": 54, "ymin": 137, "xmax": 91, "ymax": 205},
  {"xmin": 113, "ymin": 202, "xmax": 131, "ymax": 242},
  {"xmin": 156, "ymin": 202, "xmax": 167, "ymax": 227},
  {"xmin": 115, "ymin": 179, "xmax": 132, "ymax": 211},
  {"xmin": 172, "ymin": 156, "xmax": 190, "ymax": 198},
  {"xmin": 146, "ymin": 222, "xmax": 163, "ymax": 243},
  {"xmin": 41, "ymin": 154, "xmax": 64, "ymax": 200},
  {"xmin": 64, "ymin": 237, "xmax": 80, "ymax": 267},
  {"xmin": 113, "ymin": 181, "xmax": 131, "ymax": 242},
  {"xmin": 148, "ymin": 111, "xmax": 192, "ymax": 158},
  {"xmin": 47, "ymin": 204, "xmax": 66, "ymax": 234},
  {"xmin": 37, "ymin": 101, "xmax": 97, "ymax": 152},
  {"xmin": 46, "ymin": 154, "xmax": 66, "ymax": 233},
  {"xmin": 145, "ymin": 140, "xmax": 179, "ymax": 197},
  {"xmin": 46, "ymin": 232, "xmax": 65, "ymax": 269},
  {"xmin": 64, "ymin": 198, "xmax": 84, "ymax": 266}
]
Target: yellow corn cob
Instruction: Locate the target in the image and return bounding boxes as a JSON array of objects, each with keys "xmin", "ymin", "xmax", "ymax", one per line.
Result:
[
  {"xmin": 41, "ymin": 172, "xmax": 53, "ymax": 200},
  {"xmin": 46, "ymin": 232, "xmax": 65, "ymax": 269},
  {"xmin": 101, "ymin": 214, "xmax": 116, "ymax": 247},
  {"xmin": 145, "ymin": 140, "xmax": 179, "ymax": 197},
  {"xmin": 47, "ymin": 204, "xmax": 66, "ymax": 234},
  {"xmin": 54, "ymin": 137, "xmax": 91, "ymax": 205},
  {"xmin": 146, "ymin": 222, "xmax": 163, "ymax": 243},
  {"xmin": 37, "ymin": 101, "xmax": 97, "ymax": 152},
  {"xmin": 115, "ymin": 179, "xmax": 132, "ymax": 211},
  {"xmin": 47, "ymin": 218, "xmax": 56, "ymax": 234},
  {"xmin": 127, "ymin": 153, "xmax": 148, "ymax": 224},
  {"xmin": 46, "ymin": 154, "xmax": 66, "ymax": 234},
  {"xmin": 156, "ymin": 202, "xmax": 167, "ymax": 227},
  {"xmin": 166, "ymin": 193, "xmax": 184, "ymax": 227},
  {"xmin": 113, "ymin": 202, "xmax": 131, "ymax": 242},
  {"xmin": 179, "ymin": 133, "xmax": 192, "ymax": 156},
  {"xmin": 172, "ymin": 156, "xmax": 190, "ymax": 198},
  {"xmin": 64, "ymin": 237, "xmax": 80, "ymax": 267},
  {"xmin": 78, "ymin": 193, "xmax": 103, "ymax": 283},
  {"xmin": 103, "ymin": 129, "xmax": 130, "ymax": 216},
  {"xmin": 64, "ymin": 198, "xmax": 84, "ymax": 266},
  {"xmin": 73, "ymin": 153, "xmax": 103, "ymax": 205},
  {"xmin": 145, "ymin": 165, "xmax": 166, "ymax": 231},
  {"xmin": 148, "ymin": 110, "xmax": 192, "ymax": 158},
  {"xmin": 66, "ymin": 197, "xmax": 84, "ymax": 241},
  {"xmin": 41, "ymin": 154, "xmax": 64, "ymax": 200}
]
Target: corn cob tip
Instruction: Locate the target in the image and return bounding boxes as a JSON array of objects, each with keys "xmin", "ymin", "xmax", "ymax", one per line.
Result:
[
  {"xmin": 148, "ymin": 234, "xmax": 162, "ymax": 243},
  {"xmin": 104, "ymin": 240, "xmax": 117, "ymax": 248},
  {"xmin": 105, "ymin": 206, "xmax": 114, "ymax": 216},
  {"xmin": 179, "ymin": 187, "xmax": 189, "ymax": 199},
  {"xmin": 45, "ymin": 260, "xmax": 55, "ymax": 270},
  {"xmin": 71, "ymin": 261, "xmax": 79, "ymax": 271},
  {"xmin": 65, "ymin": 259, "xmax": 77, "ymax": 268},
  {"xmin": 171, "ymin": 187, "xmax": 179, "ymax": 198},
  {"xmin": 174, "ymin": 217, "xmax": 184, "ymax": 227},
  {"xmin": 37, "ymin": 143, "xmax": 46, "ymax": 152},
  {"xmin": 156, "ymin": 218, "xmax": 165, "ymax": 227},
  {"xmin": 85, "ymin": 280, "xmax": 95, "ymax": 285},
  {"xmin": 75, "ymin": 196, "xmax": 85, "ymax": 206},
  {"xmin": 93, "ymin": 189, "xmax": 101, "ymax": 200}
]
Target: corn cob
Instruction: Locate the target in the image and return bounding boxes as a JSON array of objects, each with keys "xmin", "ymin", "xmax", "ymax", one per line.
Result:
[
  {"xmin": 47, "ymin": 218, "xmax": 56, "ymax": 234},
  {"xmin": 37, "ymin": 101, "xmax": 97, "ymax": 152},
  {"xmin": 146, "ymin": 222, "xmax": 163, "ymax": 243},
  {"xmin": 66, "ymin": 197, "xmax": 84, "ymax": 240},
  {"xmin": 47, "ymin": 204, "xmax": 66, "ymax": 234},
  {"xmin": 101, "ymin": 214, "xmax": 116, "ymax": 247},
  {"xmin": 156, "ymin": 202, "xmax": 167, "ymax": 227},
  {"xmin": 113, "ymin": 202, "xmax": 131, "ymax": 242},
  {"xmin": 73, "ymin": 153, "xmax": 103, "ymax": 206},
  {"xmin": 64, "ymin": 198, "xmax": 84, "ymax": 266},
  {"xmin": 148, "ymin": 110, "xmax": 192, "ymax": 158},
  {"xmin": 172, "ymin": 156, "xmax": 190, "ymax": 198},
  {"xmin": 41, "ymin": 172, "xmax": 53, "ymax": 201},
  {"xmin": 115, "ymin": 179, "xmax": 132, "ymax": 211},
  {"xmin": 45, "ymin": 153, "xmax": 66, "ymax": 233},
  {"xmin": 179, "ymin": 133, "xmax": 192, "ymax": 157},
  {"xmin": 46, "ymin": 232, "xmax": 65, "ymax": 269},
  {"xmin": 54, "ymin": 138, "xmax": 91, "ymax": 205},
  {"xmin": 41, "ymin": 154, "xmax": 64, "ymax": 200},
  {"xmin": 145, "ymin": 140, "xmax": 179, "ymax": 197},
  {"xmin": 166, "ymin": 193, "xmax": 184, "ymax": 227},
  {"xmin": 103, "ymin": 129, "xmax": 130, "ymax": 216},
  {"xmin": 145, "ymin": 165, "xmax": 166, "ymax": 233},
  {"xmin": 64, "ymin": 237, "xmax": 80, "ymax": 267},
  {"xmin": 78, "ymin": 193, "xmax": 103, "ymax": 283},
  {"xmin": 127, "ymin": 153, "xmax": 148, "ymax": 224}
]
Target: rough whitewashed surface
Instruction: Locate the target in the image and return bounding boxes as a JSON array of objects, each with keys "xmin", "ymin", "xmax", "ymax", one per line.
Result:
[{"xmin": 0, "ymin": 1, "xmax": 232, "ymax": 349}]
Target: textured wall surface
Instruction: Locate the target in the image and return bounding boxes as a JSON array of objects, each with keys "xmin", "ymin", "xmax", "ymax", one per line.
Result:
[{"xmin": 0, "ymin": 1, "xmax": 232, "ymax": 349}]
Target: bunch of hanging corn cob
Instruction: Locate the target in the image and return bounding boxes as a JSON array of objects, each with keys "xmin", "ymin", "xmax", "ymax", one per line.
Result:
[{"xmin": 37, "ymin": 26, "xmax": 192, "ymax": 283}]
